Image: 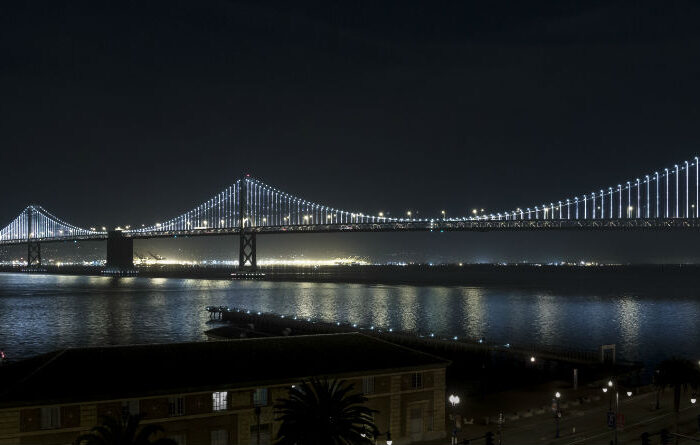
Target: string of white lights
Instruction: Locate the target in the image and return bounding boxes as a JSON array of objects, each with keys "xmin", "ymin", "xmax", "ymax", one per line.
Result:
[
  {"xmin": 0, "ymin": 205, "xmax": 104, "ymax": 242},
  {"xmin": 480, "ymin": 157, "xmax": 700, "ymax": 221},
  {"xmin": 4, "ymin": 158, "xmax": 700, "ymax": 243}
]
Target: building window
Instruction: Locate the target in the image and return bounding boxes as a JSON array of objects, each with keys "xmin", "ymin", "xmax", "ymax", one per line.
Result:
[
  {"xmin": 411, "ymin": 372, "xmax": 423, "ymax": 389},
  {"xmin": 362, "ymin": 376, "xmax": 375, "ymax": 394},
  {"xmin": 121, "ymin": 400, "xmax": 139, "ymax": 417},
  {"xmin": 210, "ymin": 429, "xmax": 228, "ymax": 445},
  {"xmin": 212, "ymin": 391, "xmax": 228, "ymax": 411},
  {"xmin": 249, "ymin": 424, "xmax": 271, "ymax": 445},
  {"xmin": 168, "ymin": 397, "xmax": 185, "ymax": 417},
  {"xmin": 40, "ymin": 406, "xmax": 61, "ymax": 429},
  {"xmin": 253, "ymin": 388, "xmax": 268, "ymax": 407}
]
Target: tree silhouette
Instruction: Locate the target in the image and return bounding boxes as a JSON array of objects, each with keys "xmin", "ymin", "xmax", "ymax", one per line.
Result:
[
  {"xmin": 274, "ymin": 378, "xmax": 379, "ymax": 445},
  {"xmin": 654, "ymin": 357, "xmax": 700, "ymax": 443},
  {"xmin": 74, "ymin": 414, "xmax": 177, "ymax": 445}
]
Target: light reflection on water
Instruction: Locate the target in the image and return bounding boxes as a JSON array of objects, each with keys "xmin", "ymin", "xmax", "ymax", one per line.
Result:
[{"xmin": 1, "ymin": 273, "xmax": 699, "ymax": 366}]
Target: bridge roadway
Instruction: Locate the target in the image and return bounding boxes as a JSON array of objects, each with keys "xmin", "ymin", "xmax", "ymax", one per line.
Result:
[
  {"xmin": 134, "ymin": 217, "xmax": 700, "ymax": 237},
  {"xmin": 2, "ymin": 217, "xmax": 699, "ymax": 245},
  {"xmin": 4, "ymin": 218, "xmax": 700, "ymax": 271}
]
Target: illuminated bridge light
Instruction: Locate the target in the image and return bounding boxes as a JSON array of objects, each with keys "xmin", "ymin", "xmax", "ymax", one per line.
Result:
[{"xmin": 2, "ymin": 158, "xmax": 700, "ymax": 252}]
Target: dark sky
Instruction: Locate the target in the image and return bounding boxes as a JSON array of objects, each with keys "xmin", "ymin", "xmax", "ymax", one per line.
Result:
[{"xmin": 2, "ymin": 1, "xmax": 700, "ymax": 263}]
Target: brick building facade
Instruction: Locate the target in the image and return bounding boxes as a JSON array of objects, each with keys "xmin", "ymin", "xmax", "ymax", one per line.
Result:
[{"xmin": 0, "ymin": 333, "xmax": 448, "ymax": 445}]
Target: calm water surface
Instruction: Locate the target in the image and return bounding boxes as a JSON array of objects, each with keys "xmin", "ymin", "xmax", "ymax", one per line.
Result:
[{"xmin": 1, "ymin": 273, "xmax": 699, "ymax": 366}]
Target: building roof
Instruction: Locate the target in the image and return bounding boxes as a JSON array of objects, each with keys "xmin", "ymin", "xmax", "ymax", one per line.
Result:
[{"xmin": 0, "ymin": 333, "xmax": 449, "ymax": 408}]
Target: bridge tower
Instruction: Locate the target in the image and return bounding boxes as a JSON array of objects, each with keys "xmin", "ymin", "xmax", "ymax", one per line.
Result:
[
  {"xmin": 105, "ymin": 230, "xmax": 134, "ymax": 271},
  {"xmin": 26, "ymin": 206, "xmax": 41, "ymax": 267},
  {"xmin": 238, "ymin": 176, "xmax": 257, "ymax": 270}
]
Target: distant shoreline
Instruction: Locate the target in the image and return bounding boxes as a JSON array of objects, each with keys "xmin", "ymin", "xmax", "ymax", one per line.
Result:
[{"xmin": 1, "ymin": 263, "xmax": 699, "ymax": 293}]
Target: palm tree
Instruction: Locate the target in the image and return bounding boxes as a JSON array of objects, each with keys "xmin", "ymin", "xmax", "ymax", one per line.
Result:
[
  {"xmin": 654, "ymin": 358, "xmax": 700, "ymax": 442},
  {"xmin": 274, "ymin": 378, "xmax": 379, "ymax": 445},
  {"xmin": 74, "ymin": 414, "xmax": 177, "ymax": 445}
]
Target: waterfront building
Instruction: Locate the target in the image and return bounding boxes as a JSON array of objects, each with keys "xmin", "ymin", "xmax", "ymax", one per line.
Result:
[{"xmin": 0, "ymin": 333, "xmax": 448, "ymax": 445}]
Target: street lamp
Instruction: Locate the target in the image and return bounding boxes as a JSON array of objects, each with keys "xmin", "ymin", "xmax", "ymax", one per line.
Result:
[
  {"xmin": 605, "ymin": 378, "xmax": 622, "ymax": 445},
  {"xmin": 606, "ymin": 380, "xmax": 614, "ymax": 411},
  {"xmin": 554, "ymin": 392, "xmax": 561, "ymax": 438},
  {"xmin": 449, "ymin": 394, "xmax": 461, "ymax": 444},
  {"xmin": 691, "ymin": 394, "xmax": 697, "ymax": 404}
]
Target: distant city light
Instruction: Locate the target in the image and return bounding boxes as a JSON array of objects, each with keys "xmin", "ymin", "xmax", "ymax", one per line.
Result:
[{"xmin": 130, "ymin": 257, "xmax": 371, "ymax": 267}]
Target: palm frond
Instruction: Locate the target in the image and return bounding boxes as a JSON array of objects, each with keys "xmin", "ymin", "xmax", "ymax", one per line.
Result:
[
  {"xmin": 275, "ymin": 377, "xmax": 378, "ymax": 445},
  {"xmin": 75, "ymin": 414, "xmax": 174, "ymax": 445}
]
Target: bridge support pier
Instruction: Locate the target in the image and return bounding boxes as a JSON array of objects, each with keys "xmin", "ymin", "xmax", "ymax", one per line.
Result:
[
  {"xmin": 238, "ymin": 232, "xmax": 257, "ymax": 270},
  {"xmin": 104, "ymin": 230, "xmax": 134, "ymax": 274},
  {"xmin": 27, "ymin": 242, "xmax": 41, "ymax": 267}
]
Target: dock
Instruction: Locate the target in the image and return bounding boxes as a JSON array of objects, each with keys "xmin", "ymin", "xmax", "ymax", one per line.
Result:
[{"xmin": 205, "ymin": 307, "xmax": 642, "ymax": 369}]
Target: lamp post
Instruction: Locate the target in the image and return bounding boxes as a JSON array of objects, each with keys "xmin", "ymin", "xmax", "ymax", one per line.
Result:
[
  {"xmin": 449, "ymin": 394, "xmax": 461, "ymax": 444},
  {"xmin": 603, "ymin": 378, "xmax": 629, "ymax": 445},
  {"xmin": 554, "ymin": 392, "xmax": 561, "ymax": 438}
]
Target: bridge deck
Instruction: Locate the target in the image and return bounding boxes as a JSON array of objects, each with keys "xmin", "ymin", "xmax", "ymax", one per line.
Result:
[{"xmin": 2, "ymin": 218, "xmax": 700, "ymax": 245}]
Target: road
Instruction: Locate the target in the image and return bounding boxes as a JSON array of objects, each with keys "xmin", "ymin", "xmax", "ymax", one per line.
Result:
[{"xmin": 454, "ymin": 389, "xmax": 700, "ymax": 444}]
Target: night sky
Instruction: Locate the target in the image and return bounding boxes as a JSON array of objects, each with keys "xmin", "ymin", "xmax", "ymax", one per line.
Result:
[{"xmin": 3, "ymin": 1, "xmax": 700, "ymax": 263}]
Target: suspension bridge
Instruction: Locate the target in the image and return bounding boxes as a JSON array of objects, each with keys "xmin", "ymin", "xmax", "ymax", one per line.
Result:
[{"xmin": 2, "ymin": 157, "xmax": 700, "ymax": 271}]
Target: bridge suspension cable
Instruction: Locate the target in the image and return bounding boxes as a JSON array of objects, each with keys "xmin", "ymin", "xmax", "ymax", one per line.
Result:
[
  {"xmin": 123, "ymin": 156, "xmax": 700, "ymax": 238},
  {"xmin": 473, "ymin": 156, "xmax": 700, "ymax": 222},
  {"xmin": 3, "ymin": 156, "xmax": 699, "ymax": 246},
  {"xmin": 0, "ymin": 205, "xmax": 105, "ymax": 244},
  {"xmin": 127, "ymin": 175, "xmax": 410, "ymax": 236}
]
